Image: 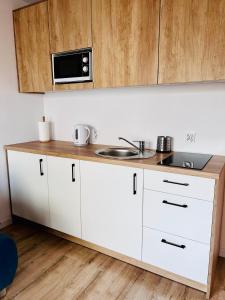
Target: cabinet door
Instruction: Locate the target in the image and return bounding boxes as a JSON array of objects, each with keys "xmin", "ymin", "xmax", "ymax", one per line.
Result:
[
  {"xmin": 80, "ymin": 161, "xmax": 143, "ymax": 260},
  {"xmin": 159, "ymin": 0, "xmax": 225, "ymax": 84},
  {"xmin": 92, "ymin": 0, "xmax": 160, "ymax": 88},
  {"xmin": 48, "ymin": 0, "xmax": 92, "ymax": 53},
  {"xmin": 47, "ymin": 156, "xmax": 81, "ymax": 238},
  {"xmin": 8, "ymin": 151, "xmax": 49, "ymax": 226},
  {"xmin": 13, "ymin": 2, "xmax": 52, "ymax": 93}
]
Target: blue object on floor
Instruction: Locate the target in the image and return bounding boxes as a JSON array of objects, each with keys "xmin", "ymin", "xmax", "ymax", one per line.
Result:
[{"xmin": 0, "ymin": 234, "xmax": 18, "ymax": 291}]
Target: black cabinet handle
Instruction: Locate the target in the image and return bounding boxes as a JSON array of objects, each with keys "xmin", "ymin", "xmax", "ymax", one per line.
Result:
[
  {"xmin": 162, "ymin": 200, "xmax": 188, "ymax": 208},
  {"xmin": 133, "ymin": 173, "xmax": 137, "ymax": 195},
  {"xmin": 161, "ymin": 239, "xmax": 186, "ymax": 249},
  {"xmin": 39, "ymin": 159, "xmax": 44, "ymax": 176},
  {"xmin": 163, "ymin": 179, "xmax": 189, "ymax": 186},
  {"xmin": 72, "ymin": 164, "xmax": 75, "ymax": 182}
]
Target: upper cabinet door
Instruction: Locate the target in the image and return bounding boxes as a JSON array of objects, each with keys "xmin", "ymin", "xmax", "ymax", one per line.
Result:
[
  {"xmin": 13, "ymin": 2, "xmax": 52, "ymax": 93},
  {"xmin": 92, "ymin": 0, "xmax": 160, "ymax": 88},
  {"xmin": 48, "ymin": 0, "xmax": 92, "ymax": 53},
  {"xmin": 159, "ymin": 0, "xmax": 225, "ymax": 84}
]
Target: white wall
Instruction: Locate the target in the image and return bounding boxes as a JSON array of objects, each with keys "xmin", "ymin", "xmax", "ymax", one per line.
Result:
[
  {"xmin": 44, "ymin": 83, "xmax": 225, "ymax": 154},
  {"xmin": 0, "ymin": 0, "xmax": 44, "ymax": 228}
]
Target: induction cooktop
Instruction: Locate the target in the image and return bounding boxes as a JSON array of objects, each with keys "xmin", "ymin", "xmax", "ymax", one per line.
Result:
[{"xmin": 158, "ymin": 152, "xmax": 212, "ymax": 170}]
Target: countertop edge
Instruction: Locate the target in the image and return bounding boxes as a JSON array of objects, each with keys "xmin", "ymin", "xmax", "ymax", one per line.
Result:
[{"xmin": 4, "ymin": 141, "xmax": 224, "ymax": 180}]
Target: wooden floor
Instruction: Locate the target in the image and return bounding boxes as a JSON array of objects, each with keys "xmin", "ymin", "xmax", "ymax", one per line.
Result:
[{"xmin": 1, "ymin": 224, "xmax": 225, "ymax": 300}]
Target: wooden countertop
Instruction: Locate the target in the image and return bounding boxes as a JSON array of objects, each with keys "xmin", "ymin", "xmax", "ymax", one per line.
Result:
[{"xmin": 5, "ymin": 140, "xmax": 225, "ymax": 179}]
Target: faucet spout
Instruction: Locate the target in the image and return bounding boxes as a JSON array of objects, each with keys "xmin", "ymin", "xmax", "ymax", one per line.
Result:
[{"xmin": 118, "ymin": 137, "xmax": 145, "ymax": 153}]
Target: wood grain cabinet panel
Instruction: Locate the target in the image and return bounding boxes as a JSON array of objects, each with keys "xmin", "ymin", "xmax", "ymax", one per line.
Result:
[
  {"xmin": 92, "ymin": 0, "xmax": 160, "ymax": 88},
  {"xmin": 159, "ymin": 0, "xmax": 225, "ymax": 84},
  {"xmin": 13, "ymin": 2, "xmax": 52, "ymax": 93},
  {"xmin": 48, "ymin": 0, "xmax": 92, "ymax": 53}
]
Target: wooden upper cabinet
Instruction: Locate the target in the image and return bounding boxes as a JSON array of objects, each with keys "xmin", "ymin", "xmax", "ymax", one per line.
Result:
[
  {"xmin": 48, "ymin": 0, "xmax": 92, "ymax": 53},
  {"xmin": 92, "ymin": 0, "xmax": 160, "ymax": 88},
  {"xmin": 13, "ymin": 2, "xmax": 52, "ymax": 93},
  {"xmin": 159, "ymin": 0, "xmax": 225, "ymax": 84}
]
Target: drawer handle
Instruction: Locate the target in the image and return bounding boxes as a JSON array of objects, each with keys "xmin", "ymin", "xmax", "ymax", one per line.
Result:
[
  {"xmin": 163, "ymin": 179, "xmax": 189, "ymax": 187},
  {"xmin": 161, "ymin": 238, "xmax": 186, "ymax": 249},
  {"xmin": 162, "ymin": 200, "xmax": 188, "ymax": 208},
  {"xmin": 72, "ymin": 164, "xmax": 75, "ymax": 182},
  {"xmin": 133, "ymin": 173, "xmax": 137, "ymax": 195},
  {"xmin": 39, "ymin": 159, "xmax": 44, "ymax": 176}
]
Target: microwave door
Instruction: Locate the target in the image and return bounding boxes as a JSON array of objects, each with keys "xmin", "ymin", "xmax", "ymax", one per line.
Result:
[
  {"xmin": 53, "ymin": 52, "xmax": 91, "ymax": 84},
  {"xmin": 53, "ymin": 53, "xmax": 82, "ymax": 83}
]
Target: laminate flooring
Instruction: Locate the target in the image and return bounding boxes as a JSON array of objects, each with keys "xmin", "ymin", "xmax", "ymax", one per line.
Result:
[{"xmin": 1, "ymin": 224, "xmax": 225, "ymax": 300}]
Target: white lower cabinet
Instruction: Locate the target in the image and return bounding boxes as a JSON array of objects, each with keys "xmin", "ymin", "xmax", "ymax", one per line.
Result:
[
  {"xmin": 142, "ymin": 169, "xmax": 215, "ymax": 285},
  {"xmin": 142, "ymin": 227, "xmax": 210, "ymax": 284},
  {"xmin": 144, "ymin": 170, "xmax": 215, "ymax": 201},
  {"xmin": 47, "ymin": 156, "xmax": 81, "ymax": 237},
  {"xmin": 80, "ymin": 161, "xmax": 143, "ymax": 260},
  {"xmin": 143, "ymin": 190, "xmax": 213, "ymax": 244},
  {"xmin": 7, "ymin": 150, "xmax": 215, "ymax": 289},
  {"xmin": 8, "ymin": 150, "xmax": 49, "ymax": 226}
]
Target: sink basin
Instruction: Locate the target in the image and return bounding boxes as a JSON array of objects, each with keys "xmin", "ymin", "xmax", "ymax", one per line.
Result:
[
  {"xmin": 95, "ymin": 147, "xmax": 155, "ymax": 160},
  {"xmin": 96, "ymin": 147, "xmax": 139, "ymax": 158}
]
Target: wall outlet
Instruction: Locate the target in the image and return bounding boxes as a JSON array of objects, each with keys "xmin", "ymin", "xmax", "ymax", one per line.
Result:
[{"xmin": 185, "ymin": 132, "xmax": 196, "ymax": 143}]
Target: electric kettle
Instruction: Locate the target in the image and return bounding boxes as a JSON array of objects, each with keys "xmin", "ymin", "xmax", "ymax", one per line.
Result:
[{"xmin": 73, "ymin": 124, "xmax": 90, "ymax": 146}]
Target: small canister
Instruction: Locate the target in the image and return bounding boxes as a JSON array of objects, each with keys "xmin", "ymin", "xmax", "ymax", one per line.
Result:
[{"xmin": 156, "ymin": 136, "xmax": 172, "ymax": 153}]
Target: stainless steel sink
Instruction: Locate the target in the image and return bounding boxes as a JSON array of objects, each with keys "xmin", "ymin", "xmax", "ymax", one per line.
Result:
[{"xmin": 95, "ymin": 147, "xmax": 155, "ymax": 160}]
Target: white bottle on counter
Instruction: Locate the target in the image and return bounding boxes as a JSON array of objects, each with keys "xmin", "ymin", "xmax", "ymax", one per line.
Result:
[{"xmin": 38, "ymin": 116, "xmax": 50, "ymax": 142}]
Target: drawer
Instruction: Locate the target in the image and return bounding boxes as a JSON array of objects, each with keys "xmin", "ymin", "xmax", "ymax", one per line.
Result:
[
  {"xmin": 143, "ymin": 190, "xmax": 213, "ymax": 244},
  {"xmin": 142, "ymin": 228, "xmax": 210, "ymax": 284},
  {"xmin": 144, "ymin": 170, "xmax": 215, "ymax": 201}
]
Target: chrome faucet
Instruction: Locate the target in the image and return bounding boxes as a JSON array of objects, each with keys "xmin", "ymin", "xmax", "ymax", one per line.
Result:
[{"xmin": 118, "ymin": 137, "xmax": 145, "ymax": 153}]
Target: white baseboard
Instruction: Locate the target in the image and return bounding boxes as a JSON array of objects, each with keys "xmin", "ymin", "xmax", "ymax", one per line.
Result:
[{"xmin": 0, "ymin": 216, "xmax": 12, "ymax": 229}]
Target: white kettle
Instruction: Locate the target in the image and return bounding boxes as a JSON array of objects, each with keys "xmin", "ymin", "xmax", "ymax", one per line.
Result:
[{"xmin": 73, "ymin": 124, "xmax": 90, "ymax": 146}]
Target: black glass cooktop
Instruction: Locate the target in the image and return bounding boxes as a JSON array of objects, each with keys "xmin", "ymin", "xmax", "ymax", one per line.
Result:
[{"xmin": 158, "ymin": 152, "xmax": 212, "ymax": 170}]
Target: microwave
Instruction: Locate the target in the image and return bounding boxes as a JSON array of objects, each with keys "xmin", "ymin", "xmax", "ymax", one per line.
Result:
[{"xmin": 52, "ymin": 48, "xmax": 92, "ymax": 84}]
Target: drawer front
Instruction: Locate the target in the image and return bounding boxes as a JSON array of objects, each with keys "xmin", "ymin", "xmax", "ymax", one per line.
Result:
[
  {"xmin": 142, "ymin": 228, "xmax": 210, "ymax": 284},
  {"xmin": 144, "ymin": 170, "xmax": 215, "ymax": 201},
  {"xmin": 143, "ymin": 190, "xmax": 213, "ymax": 244}
]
